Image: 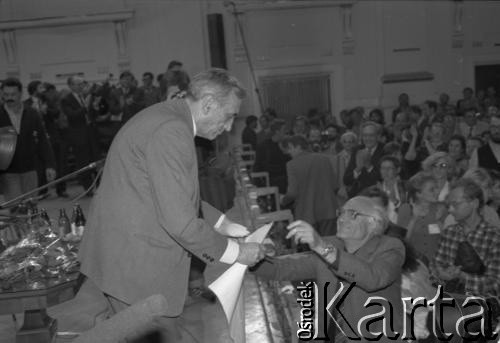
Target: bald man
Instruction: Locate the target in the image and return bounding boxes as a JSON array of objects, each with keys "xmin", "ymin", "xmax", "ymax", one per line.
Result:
[{"xmin": 253, "ymin": 196, "xmax": 407, "ymax": 342}]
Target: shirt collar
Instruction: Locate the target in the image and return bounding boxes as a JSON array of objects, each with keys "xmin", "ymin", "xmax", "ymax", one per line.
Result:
[
  {"xmin": 4, "ymin": 103, "xmax": 23, "ymax": 117},
  {"xmin": 192, "ymin": 116, "xmax": 197, "ymax": 136}
]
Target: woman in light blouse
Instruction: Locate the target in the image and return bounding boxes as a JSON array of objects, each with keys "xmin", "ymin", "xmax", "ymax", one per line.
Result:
[{"xmin": 397, "ymin": 172, "xmax": 448, "ymax": 264}]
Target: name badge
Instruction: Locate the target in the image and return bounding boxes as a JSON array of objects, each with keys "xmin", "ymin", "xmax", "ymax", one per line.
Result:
[{"xmin": 428, "ymin": 224, "xmax": 441, "ymax": 235}]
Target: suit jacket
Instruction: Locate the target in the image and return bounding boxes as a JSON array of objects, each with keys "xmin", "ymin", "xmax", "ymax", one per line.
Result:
[
  {"xmin": 0, "ymin": 106, "xmax": 55, "ymax": 173},
  {"xmin": 241, "ymin": 126, "xmax": 257, "ymax": 150},
  {"xmin": 282, "ymin": 152, "xmax": 338, "ymax": 224},
  {"xmin": 343, "ymin": 143, "xmax": 385, "ymax": 197},
  {"xmin": 108, "ymin": 86, "xmax": 145, "ymax": 125},
  {"xmin": 24, "ymin": 97, "xmax": 60, "ymax": 141},
  {"xmin": 253, "ymin": 138, "xmax": 290, "ymax": 193},
  {"xmin": 60, "ymin": 93, "xmax": 92, "ymax": 145},
  {"xmin": 78, "ymin": 99, "xmax": 230, "ymax": 315},
  {"xmin": 254, "ymin": 234, "xmax": 406, "ymax": 342}
]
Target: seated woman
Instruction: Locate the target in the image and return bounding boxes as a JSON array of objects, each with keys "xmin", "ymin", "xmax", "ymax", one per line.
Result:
[
  {"xmin": 421, "ymin": 151, "xmax": 455, "ymax": 202},
  {"xmin": 397, "ymin": 172, "xmax": 448, "ymax": 265},
  {"xmin": 376, "ymin": 155, "xmax": 407, "ymax": 223},
  {"xmin": 253, "ymin": 196, "xmax": 407, "ymax": 342},
  {"xmin": 447, "ymin": 134, "xmax": 468, "ymax": 177}
]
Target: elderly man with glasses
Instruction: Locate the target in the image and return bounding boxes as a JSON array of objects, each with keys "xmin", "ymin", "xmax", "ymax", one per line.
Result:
[
  {"xmin": 433, "ymin": 179, "xmax": 500, "ymax": 298},
  {"xmin": 253, "ymin": 196, "xmax": 407, "ymax": 342}
]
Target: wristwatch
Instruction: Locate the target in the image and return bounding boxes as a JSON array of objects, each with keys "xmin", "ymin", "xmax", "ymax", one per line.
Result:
[{"xmin": 317, "ymin": 244, "xmax": 337, "ymax": 264}]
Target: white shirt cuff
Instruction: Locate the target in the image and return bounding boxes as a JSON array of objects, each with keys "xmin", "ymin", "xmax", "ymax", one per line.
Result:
[
  {"xmin": 214, "ymin": 214, "xmax": 226, "ymax": 230},
  {"xmin": 219, "ymin": 239, "xmax": 240, "ymax": 264}
]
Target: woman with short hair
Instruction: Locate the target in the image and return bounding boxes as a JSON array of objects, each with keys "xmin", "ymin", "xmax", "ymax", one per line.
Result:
[{"xmin": 397, "ymin": 171, "xmax": 448, "ymax": 264}]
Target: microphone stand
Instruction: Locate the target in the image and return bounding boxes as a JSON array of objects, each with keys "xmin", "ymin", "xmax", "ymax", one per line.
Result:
[
  {"xmin": 225, "ymin": 1, "xmax": 265, "ymax": 115},
  {"xmin": 0, "ymin": 159, "xmax": 105, "ymax": 210}
]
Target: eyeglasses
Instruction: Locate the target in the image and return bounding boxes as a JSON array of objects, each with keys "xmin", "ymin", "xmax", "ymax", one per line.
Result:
[
  {"xmin": 446, "ymin": 199, "xmax": 469, "ymax": 209},
  {"xmin": 336, "ymin": 208, "xmax": 371, "ymax": 220},
  {"xmin": 433, "ymin": 162, "xmax": 449, "ymax": 169}
]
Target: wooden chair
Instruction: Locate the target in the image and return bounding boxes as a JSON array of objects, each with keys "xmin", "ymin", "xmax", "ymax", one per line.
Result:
[
  {"xmin": 240, "ymin": 150, "xmax": 256, "ymax": 163},
  {"xmin": 254, "ymin": 209, "xmax": 296, "ymax": 256},
  {"xmin": 237, "ymin": 159, "xmax": 254, "ymax": 171},
  {"xmin": 249, "ymin": 186, "xmax": 280, "ymax": 213},
  {"xmin": 250, "ymin": 172, "xmax": 270, "ymax": 187}
]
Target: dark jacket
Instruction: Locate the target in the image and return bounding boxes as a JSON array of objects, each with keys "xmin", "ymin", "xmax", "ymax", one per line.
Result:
[
  {"xmin": 0, "ymin": 106, "xmax": 55, "ymax": 173},
  {"xmin": 241, "ymin": 126, "xmax": 257, "ymax": 150},
  {"xmin": 254, "ymin": 138, "xmax": 290, "ymax": 193},
  {"xmin": 343, "ymin": 143, "xmax": 385, "ymax": 197},
  {"xmin": 78, "ymin": 99, "xmax": 230, "ymax": 315}
]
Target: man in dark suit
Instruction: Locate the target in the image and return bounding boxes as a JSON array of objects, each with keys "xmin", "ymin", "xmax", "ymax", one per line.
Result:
[
  {"xmin": 254, "ymin": 120, "xmax": 290, "ymax": 193},
  {"xmin": 108, "ymin": 71, "xmax": 146, "ymax": 125},
  {"xmin": 60, "ymin": 75, "xmax": 100, "ymax": 194},
  {"xmin": 241, "ymin": 115, "xmax": 258, "ymax": 150},
  {"xmin": 24, "ymin": 80, "xmax": 51, "ymax": 197},
  {"xmin": 469, "ymin": 114, "xmax": 500, "ymax": 170},
  {"xmin": 0, "ymin": 78, "xmax": 55, "ymax": 202},
  {"xmin": 78, "ymin": 69, "xmax": 265, "ymax": 342},
  {"xmin": 344, "ymin": 121, "xmax": 385, "ymax": 197},
  {"xmin": 281, "ymin": 135, "xmax": 338, "ymax": 235},
  {"xmin": 254, "ymin": 196, "xmax": 406, "ymax": 342}
]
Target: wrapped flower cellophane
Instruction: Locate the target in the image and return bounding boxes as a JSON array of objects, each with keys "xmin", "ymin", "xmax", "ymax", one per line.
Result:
[{"xmin": 0, "ymin": 226, "xmax": 80, "ymax": 292}]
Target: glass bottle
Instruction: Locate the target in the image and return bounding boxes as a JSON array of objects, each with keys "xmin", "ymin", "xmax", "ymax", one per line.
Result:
[{"xmin": 58, "ymin": 208, "xmax": 71, "ymax": 238}]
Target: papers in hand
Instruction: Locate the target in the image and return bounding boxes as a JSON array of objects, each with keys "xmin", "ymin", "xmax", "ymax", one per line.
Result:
[{"xmin": 208, "ymin": 223, "xmax": 273, "ymax": 323}]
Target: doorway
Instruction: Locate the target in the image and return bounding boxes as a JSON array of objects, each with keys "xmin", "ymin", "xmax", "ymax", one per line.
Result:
[{"xmin": 475, "ymin": 64, "xmax": 500, "ymax": 95}]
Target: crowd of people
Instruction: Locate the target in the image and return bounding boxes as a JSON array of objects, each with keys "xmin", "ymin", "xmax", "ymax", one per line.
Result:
[
  {"xmin": 243, "ymin": 87, "xmax": 500, "ymax": 341},
  {"xmin": 0, "ymin": 60, "xmax": 191, "ymax": 203},
  {"xmin": 2, "ymin": 58, "xmax": 500, "ymax": 341}
]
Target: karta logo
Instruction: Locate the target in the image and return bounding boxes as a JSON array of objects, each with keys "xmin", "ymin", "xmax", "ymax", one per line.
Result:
[{"xmin": 296, "ymin": 281, "xmax": 499, "ymax": 341}]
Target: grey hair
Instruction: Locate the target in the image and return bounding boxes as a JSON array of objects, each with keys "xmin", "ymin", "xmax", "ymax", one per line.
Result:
[
  {"xmin": 344, "ymin": 196, "xmax": 388, "ymax": 235},
  {"xmin": 187, "ymin": 68, "xmax": 246, "ymax": 105},
  {"xmin": 340, "ymin": 131, "xmax": 358, "ymax": 143}
]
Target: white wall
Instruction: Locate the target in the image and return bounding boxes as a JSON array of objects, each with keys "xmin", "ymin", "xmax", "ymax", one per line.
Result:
[{"xmin": 0, "ymin": 0, "xmax": 210, "ymax": 87}]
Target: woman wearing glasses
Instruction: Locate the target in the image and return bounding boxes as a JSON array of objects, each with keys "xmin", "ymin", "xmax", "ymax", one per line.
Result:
[
  {"xmin": 421, "ymin": 152, "xmax": 456, "ymax": 202},
  {"xmin": 397, "ymin": 172, "xmax": 448, "ymax": 264}
]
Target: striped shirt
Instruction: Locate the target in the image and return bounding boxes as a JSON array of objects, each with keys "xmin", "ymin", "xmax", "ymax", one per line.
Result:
[{"xmin": 434, "ymin": 220, "xmax": 500, "ymax": 297}]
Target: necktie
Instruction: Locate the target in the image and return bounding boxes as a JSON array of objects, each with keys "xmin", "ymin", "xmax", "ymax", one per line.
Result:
[{"xmin": 468, "ymin": 126, "xmax": 474, "ymax": 138}]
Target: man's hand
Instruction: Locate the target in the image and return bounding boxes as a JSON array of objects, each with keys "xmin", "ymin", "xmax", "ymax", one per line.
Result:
[
  {"xmin": 215, "ymin": 217, "xmax": 250, "ymax": 237},
  {"xmin": 46, "ymin": 168, "xmax": 56, "ymax": 182},
  {"xmin": 286, "ymin": 220, "xmax": 323, "ymax": 252},
  {"xmin": 355, "ymin": 149, "xmax": 366, "ymax": 173},
  {"xmin": 236, "ymin": 242, "xmax": 266, "ymax": 266}
]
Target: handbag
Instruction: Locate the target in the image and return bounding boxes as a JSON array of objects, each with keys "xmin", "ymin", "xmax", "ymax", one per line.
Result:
[{"xmin": 454, "ymin": 240, "xmax": 486, "ymax": 275}]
